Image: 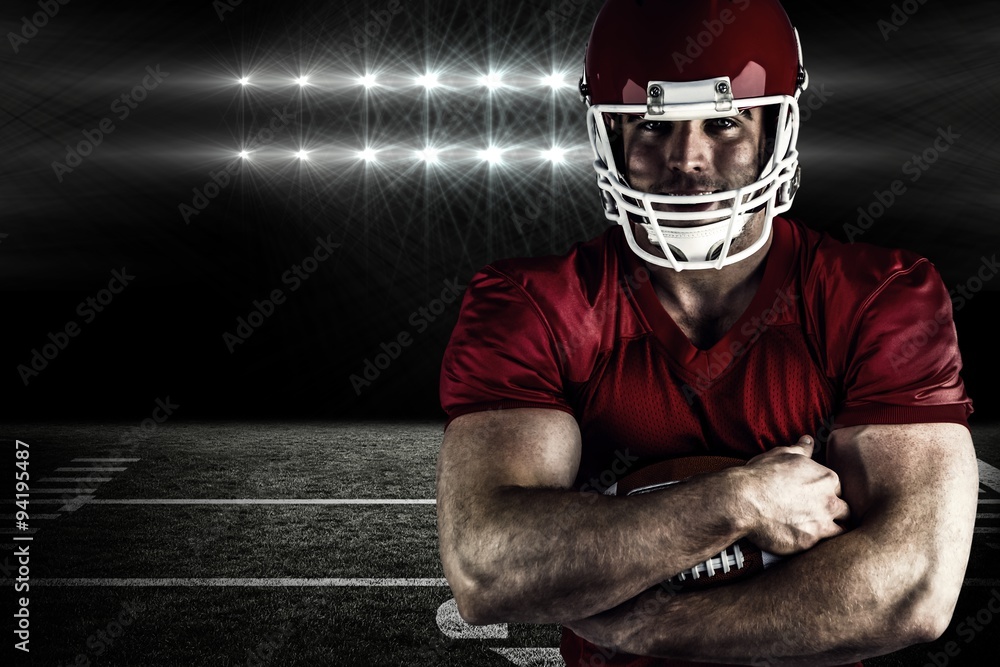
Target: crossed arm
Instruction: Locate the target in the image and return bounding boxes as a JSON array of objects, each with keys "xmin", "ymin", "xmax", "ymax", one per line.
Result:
[{"xmin": 436, "ymin": 408, "xmax": 978, "ymax": 664}]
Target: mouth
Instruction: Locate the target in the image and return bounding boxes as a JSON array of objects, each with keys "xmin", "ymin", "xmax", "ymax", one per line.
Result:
[{"xmin": 656, "ymin": 190, "xmax": 726, "ymax": 213}]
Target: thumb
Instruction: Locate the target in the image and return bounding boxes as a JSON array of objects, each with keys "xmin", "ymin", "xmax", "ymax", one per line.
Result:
[{"xmin": 786, "ymin": 435, "xmax": 815, "ymax": 457}]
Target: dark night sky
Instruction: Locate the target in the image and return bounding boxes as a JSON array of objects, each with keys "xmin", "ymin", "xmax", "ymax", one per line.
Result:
[{"xmin": 2, "ymin": 0, "xmax": 998, "ymax": 421}]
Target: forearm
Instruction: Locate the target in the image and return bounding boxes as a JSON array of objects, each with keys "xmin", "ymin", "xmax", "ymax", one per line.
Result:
[
  {"xmin": 440, "ymin": 476, "xmax": 744, "ymax": 625},
  {"xmin": 567, "ymin": 423, "xmax": 978, "ymax": 664},
  {"xmin": 630, "ymin": 515, "xmax": 922, "ymax": 663}
]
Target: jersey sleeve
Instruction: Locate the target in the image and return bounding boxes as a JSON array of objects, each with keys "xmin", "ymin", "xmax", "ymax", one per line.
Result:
[
  {"xmin": 439, "ymin": 266, "xmax": 574, "ymax": 427},
  {"xmin": 835, "ymin": 259, "xmax": 972, "ymax": 428}
]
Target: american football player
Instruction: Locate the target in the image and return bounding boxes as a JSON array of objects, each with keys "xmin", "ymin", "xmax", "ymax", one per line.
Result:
[{"xmin": 436, "ymin": 1, "xmax": 978, "ymax": 665}]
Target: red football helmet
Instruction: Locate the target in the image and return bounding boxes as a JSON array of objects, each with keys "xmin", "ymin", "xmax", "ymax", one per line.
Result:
[{"xmin": 580, "ymin": 0, "xmax": 808, "ymax": 271}]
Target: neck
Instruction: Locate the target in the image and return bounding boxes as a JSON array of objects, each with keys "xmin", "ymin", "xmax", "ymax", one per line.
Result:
[{"xmin": 639, "ymin": 224, "xmax": 773, "ymax": 348}]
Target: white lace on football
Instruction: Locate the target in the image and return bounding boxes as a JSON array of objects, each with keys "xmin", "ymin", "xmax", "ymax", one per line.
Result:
[{"xmin": 674, "ymin": 543, "xmax": 745, "ymax": 581}]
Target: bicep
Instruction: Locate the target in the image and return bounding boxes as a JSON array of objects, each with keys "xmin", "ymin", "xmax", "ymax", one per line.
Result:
[
  {"xmin": 825, "ymin": 422, "xmax": 979, "ymax": 630},
  {"xmin": 826, "ymin": 422, "xmax": 978, "ymax": 523},
  {"xmin": 437, "ymin": 408, "xmax": 582, "ymax": 498},
  {"xmin": 435, "ymin": 408, "xmax": 581, "ymax": 588}
]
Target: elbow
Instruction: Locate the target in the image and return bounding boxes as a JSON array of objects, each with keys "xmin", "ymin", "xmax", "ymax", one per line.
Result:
[
  {"xmin": 441, "ymin": 546, "xmax": 517, "ymax": 626},
  {"xmin": 452, "ymin": 584, "xmax": 501, "ymax": 626},
  {"xmin": 446, "ymin": 568, "xmax": 511, "ymax": 626},
  {"xmin": 899, "ymin": 609, "xmax": 950, "ymax": 646},
  {"xmin": 901, "ymin": 601, "xmax": 954, "ymax": 645},
  {"xmin": 894, "ymin": 576, "xmax": 962, "ymax": 645}
]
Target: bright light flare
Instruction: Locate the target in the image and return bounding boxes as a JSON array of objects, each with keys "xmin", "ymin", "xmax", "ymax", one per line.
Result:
[
  {"xmin": 358, "ymin": 73, "xmax": 377, "ymax": 88},
  {"xmin": 359, "ymin": 147, "xmax": 377, "ymax": 162},
  {"xmin": 479, "ymin": 72, "xmax": 503, "ymax": 90},
  {"xmin": 479, "ymin": 146, "xmax": 504, "ymax": 164},
  {"xmin": 238, "ymin": 150, "xmax": 250, "ymax": 159},
  {"xmin": 542, "ymin": 147, "xmax": 567, "ymax": 164},
  {"xmin": 418, "ymin": 147, "xmax": 440, "ymax": 163},
  {"xmin": 541, "ymin": 73, "xmax": 568, "ymax": 89},
  {"xmin": 295, "ymin": 75, "xmax": 310, "ymax": 87},
  {"xmin": 238, "ymin": 76, "xmax": 250, "ymax": 86},
  {"xmin": 416, "ymin": 72, "xmax": 439, "ymax": 89},
  {"xmin": 296, "ymin": 150, "xmax": 310, "ymax": 160}
]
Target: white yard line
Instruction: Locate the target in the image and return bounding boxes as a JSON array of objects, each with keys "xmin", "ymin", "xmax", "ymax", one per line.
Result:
[
  {"xmin": 27, "ymin": 489, "xmax": 97, "ymax": 494},
  {"xmin": 963, "ymin": 579, "xmax": 1000, "ymax": 587},
  {"xmin": 979, "ymin": 460, "xmax": 1000, "ymax": 494},
  {"xmin": 87, "ymin": 499, "xmax": 437, "ymax": 505},
  {"xmin": 27, "ymin": 577, "xmax": 1000, "ymax": 589},
  {"xmin": 72, "ymin": 458, "xmax": 140, "ymax": 462},
  {"xmin": 34, "ymin": 578, "xmax": 450, "ymax": 587}
]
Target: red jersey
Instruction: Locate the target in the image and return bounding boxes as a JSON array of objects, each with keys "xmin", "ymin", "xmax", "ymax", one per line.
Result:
[{"xmin": 439, "ymin": 216, "xmax": 972, "ymax": 666}]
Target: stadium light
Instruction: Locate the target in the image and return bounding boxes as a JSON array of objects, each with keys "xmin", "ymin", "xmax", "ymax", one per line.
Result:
[
  {"xmin": 479, "ymin": 72, "xmax": 503, "ymax": 90},
  {"xmin": 416, "ymin": 72, "xmax": 439, "ymax": 89},
  {"xmin": 418, "ymin": 147, "xmax": 440, "ymax": 163},
  {"xmin": 542, "ymin": 147, "xmax": 566, "ymax": 164},
  {"xmin": 541, "ymin": 73, "xmax": 567, "ymax": 89},
  {"xmin": 479, "ymin": 146, "xmax": 504, "ymax": 164}
]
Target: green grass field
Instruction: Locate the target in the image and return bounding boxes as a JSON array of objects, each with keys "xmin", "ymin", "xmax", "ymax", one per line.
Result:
[{"xmin": 3, "ymin": 421, "xmax": 999, "ymax": 666}]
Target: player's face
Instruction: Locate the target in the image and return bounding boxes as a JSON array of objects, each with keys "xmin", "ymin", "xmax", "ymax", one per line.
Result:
[{"xmin": 618, "ymin": 109, "xmax": 768, "ymax": 224}]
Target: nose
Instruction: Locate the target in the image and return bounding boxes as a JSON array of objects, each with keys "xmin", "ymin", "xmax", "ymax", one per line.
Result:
[{"xmin": 665, "ymin": 122, "xmax": 709, "ymax": 174}]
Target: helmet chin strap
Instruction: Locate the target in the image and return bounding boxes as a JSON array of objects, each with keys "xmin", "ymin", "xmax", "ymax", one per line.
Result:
[{"xmin": 638, "ymin": 213, "xmax": 751, "ymax": 262}]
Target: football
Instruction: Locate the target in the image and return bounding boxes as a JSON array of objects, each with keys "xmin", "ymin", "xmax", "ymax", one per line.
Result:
[{"xmin": 606, "ymin": 455, "xmax": 781, "ymax": 590}]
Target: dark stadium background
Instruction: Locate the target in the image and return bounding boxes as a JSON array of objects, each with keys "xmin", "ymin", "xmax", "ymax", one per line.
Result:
[
  {"xmin": 3, "ymin": 0, "xmax": 998, "ymax": 423},
  {"xmin": 3, "ymin": 2, "xmax": 1000, "ymax": 666}
]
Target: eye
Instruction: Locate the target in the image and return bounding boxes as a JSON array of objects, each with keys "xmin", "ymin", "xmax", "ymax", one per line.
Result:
[
  {"xmin": 708, "ymin": 117, "xmax": 739, "ymax": 130},
  {"xmin": 638, "ymin": 121, "xmax": 669, "ymax": 134}
]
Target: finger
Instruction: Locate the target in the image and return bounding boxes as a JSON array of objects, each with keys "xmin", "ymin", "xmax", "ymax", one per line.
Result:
[
  {"xmin": 784, "ymin": 435, "xmax": 814, "ymax": 457},
  {"xmin": 822, "ymin": 520, "xmax": 847, "ymax": 540},
  {"xmin": 834, "ymin": 498, "xmax": 851, "ymax": 523}
]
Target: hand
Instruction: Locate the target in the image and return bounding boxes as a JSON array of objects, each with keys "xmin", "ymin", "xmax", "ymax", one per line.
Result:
[{"xmin": 735, "ymin": 436, "xmax": 851, "ymax": 555}]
